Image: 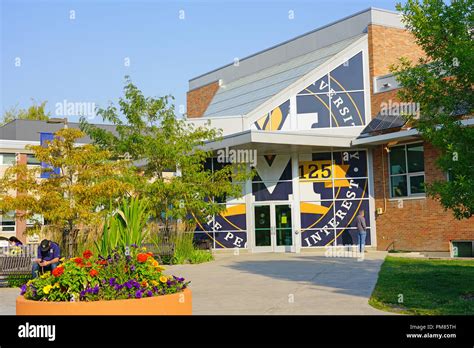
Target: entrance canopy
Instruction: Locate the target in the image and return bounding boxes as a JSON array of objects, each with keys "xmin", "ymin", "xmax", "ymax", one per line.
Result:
[{"xmin": 202, "ymin": 129, "xmax": 356, "ymax": 154}]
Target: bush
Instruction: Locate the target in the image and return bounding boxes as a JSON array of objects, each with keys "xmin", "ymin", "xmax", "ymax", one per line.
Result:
[
  {"xmin": 7, "ymin": 274, "xmax": 32, "ymax": 288},
  {"xmin": 21, "ymin": 247, "xmax": 188, "ymax": 302},
  {"xmin": 189, "ymin": 250, "xmax": 214, "ymax": 264},
  {"xmin": 173, "ymin": 232, "xmax": 195, "ymax": 264}
]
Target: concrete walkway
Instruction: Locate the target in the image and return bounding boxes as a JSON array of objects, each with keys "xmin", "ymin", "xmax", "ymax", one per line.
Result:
[
  {"xmin": 166, "ymin": 251, "xmax": 390, "ymax": 315},
  {"xmin": 0, "ymin": 251, "xmax": 391, "ymax": 315}
]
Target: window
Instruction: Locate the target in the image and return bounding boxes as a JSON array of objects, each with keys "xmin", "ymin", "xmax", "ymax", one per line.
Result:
[
  {"xmin": 0, "ymin": 212, "xmax": 16, "ymax": 233},
  {"xmin": 0, "ymin": 153, "xmax": 15, "ymax": 165},
  {"xmin": 27, "ymin": 154, "xmax": 41, "ymax": 165},
  {"xmin": 389, "ymin": 143, "xmax": 425, "ymax": 198}
]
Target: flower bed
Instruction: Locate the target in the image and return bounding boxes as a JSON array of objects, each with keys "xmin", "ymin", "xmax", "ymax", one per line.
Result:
[{"xmin": 18, "ymin": 247, "xmax": 191, "ymax": 315}]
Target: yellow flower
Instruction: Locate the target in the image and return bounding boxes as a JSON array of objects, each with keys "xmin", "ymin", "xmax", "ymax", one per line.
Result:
[
  {"xmin": 27, "ymin": 280, "xmax": 32, "ymax": 286},
  {"xmin": 141, "ymin": 246, "xmax": 147, "ymax": 251},
  {"xmin": 53, "ymin": 282, "xmax": 60, "ymax": 289},
  {"xmin": 152, "ymin": 260, "xmax": 159, "ymax": 267},
  {"xmin": 59, "ymin": 257, "xmax": 65, "ymax": 262},
  {"xmin": 151, "ymin": 280, "xmax": 158, "ymax": 286},
  {"xmin": 42, "ymin": 285, "xmax": 53, "ymax": 294},
  {"xmin": 40, "ymin": 272, "xmax": 49, "ymax": 279},
  {"xmin": 159, "ymin": 275, "xmax": 167, "ymax": 283}
]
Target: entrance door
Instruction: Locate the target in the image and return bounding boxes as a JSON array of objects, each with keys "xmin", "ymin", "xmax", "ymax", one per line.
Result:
[{"xmin": 253, "ymin": 204, "xmax": 293, "ymax": 252}]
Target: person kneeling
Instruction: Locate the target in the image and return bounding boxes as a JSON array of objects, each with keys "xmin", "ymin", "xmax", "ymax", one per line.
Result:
[{"xmin": 32, "ymin": 239, "xmax": 61, "ymax": 278}]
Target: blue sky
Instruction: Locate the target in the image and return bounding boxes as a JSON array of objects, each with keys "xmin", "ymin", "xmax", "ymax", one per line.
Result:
[{"xmin": 1, "ymin": 0, "xmax": 399, "ymax": 123}]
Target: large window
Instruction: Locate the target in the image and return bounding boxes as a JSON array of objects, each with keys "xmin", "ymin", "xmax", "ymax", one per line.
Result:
[
  {"xmin": 27, "ymin": 154, "xmax": 41, "ymax": 166},
  {"xmin": 0, "ymin": 212, "xmax": 16, "ymax": 233},
  {"xmin": 0, "ymin": 153, "xmax": 15, "ymax": 165},
  {"xmin": 389, "ymin": 143, "xmax": 425, "ymax": 198}
]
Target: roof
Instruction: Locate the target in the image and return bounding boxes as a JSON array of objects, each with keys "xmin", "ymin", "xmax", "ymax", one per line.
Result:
[
  {"xmin": 0, "ymin": 119, "xmax": 116, "ymax": 143},
  {"xmin": 190, "ymin": 7, "xmax": 402, "ymax": 89},
  {"xmin": 189, "ymin": 7, "xmax": 404, "ymax": 118},
  {"xmin": 203, "ymin": 35, "xmax": 365, "ymax": 118}
]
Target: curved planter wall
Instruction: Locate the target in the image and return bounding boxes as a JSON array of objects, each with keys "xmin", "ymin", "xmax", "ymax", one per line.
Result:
[{"xmin": 16, "ymin": 288, "xmax": 192, "ymax": 315}]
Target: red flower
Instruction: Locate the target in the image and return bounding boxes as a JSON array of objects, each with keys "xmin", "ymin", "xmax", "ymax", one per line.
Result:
[
  {"xmin": 85, "ymin": 262, "xmax": 92, "ymax": 268},
  {"xmin": 137, "ymin": 253, "xmax": 149, "ymax": 263},
  {"xmin": 83, "ymin": 250, "xmax": 93, "ymax": 259},
  {"xmin": 97, "ymin": 260, "xmax": 107, "ymax": 265},
  {"xmin": 89, "ymin": 269, "xmax": 98, "ymax": 277},
  {"xmin": 74, "ymin": 257, "xmax": 83, "ymax": 265},
  {"xmin": 52, "ymin": 266, "xmax": 64, "ymax": 277}
]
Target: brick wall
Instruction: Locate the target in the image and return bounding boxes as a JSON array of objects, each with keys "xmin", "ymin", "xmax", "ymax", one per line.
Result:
[
  {"xmin": 372, "ymin": 142, "xmax": 473, "ymax": 251},
  {"xmin": 186, "ymin": 81, "xmax": 220, "ymax": 118},
  {"xmin": 368, "ymin": 24, "xmax": 472, "ymax": 252},
  {"xmin": 367, "ymin": 24, "xmax": 426, "ymax": 119}
]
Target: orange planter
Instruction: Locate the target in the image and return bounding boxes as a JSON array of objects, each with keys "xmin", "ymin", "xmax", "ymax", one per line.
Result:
[{"xmin": 16, "ymin": 288, "xmax": 192, "ymax": 315}]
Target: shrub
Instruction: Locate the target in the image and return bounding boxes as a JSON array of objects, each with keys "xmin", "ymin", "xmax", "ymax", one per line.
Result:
[
  {"xmin": 7, "ymin": 274, "xmax": 32, "ymax": 288},
  {"xmin": 95, "ymin": 197, "xmax": 150, "ymax": 257},
  {"xmin": 189, "ymin": 250, "xmax": 214, "ymax": 264},
  {"xmin": 21, "ymin": 247, "xmax": 188, "ymax": 302}
]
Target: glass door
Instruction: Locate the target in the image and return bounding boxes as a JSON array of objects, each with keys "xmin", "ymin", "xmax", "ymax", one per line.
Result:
[
  {"xmin": 254, "ymin": 205, "xmax": 272, "ymax": 251},
  {"xmin": 253, "ymin": 204, "xmax": 293, "ymax": 252},
  {"xmin": 274, "ymin": 204, "xmax": 292, "ymax": 252}
]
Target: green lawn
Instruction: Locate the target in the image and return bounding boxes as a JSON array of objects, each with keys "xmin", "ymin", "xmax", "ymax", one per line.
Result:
[{"xmin": 369, "ymin": 256, "xmax": 474, "ymax": 315}]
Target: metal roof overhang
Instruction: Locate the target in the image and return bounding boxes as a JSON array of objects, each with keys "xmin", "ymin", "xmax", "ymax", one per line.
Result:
[
  {"xmin": 352, "ymin": 118, "xmax": 474, "ymax": 146},
  {"xmin": 351, "ymin": 128, "xmax": 420, "ymax": 146},
  {"xmin": 202, "ymin": 130, "xmax": 354, "ymax": 154}
]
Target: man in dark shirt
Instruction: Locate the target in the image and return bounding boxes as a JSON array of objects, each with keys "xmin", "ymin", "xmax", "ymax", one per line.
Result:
[
  {"xmin": 355, "ymin": 210, "xmax": 367, "ymax": 253},
  {"xmin": 32, "ymin": 239, "xmax": 61, "ymax": 278}
]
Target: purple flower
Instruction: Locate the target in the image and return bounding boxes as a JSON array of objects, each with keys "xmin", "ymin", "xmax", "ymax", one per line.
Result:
[
  {"xmin": 146, "ymin": 290, "xmax": 153, "ymax": 297},
  {"xmin": 130, "ymin": 265, "xmax": 136, "ymax": 272},
  {"xmin": 135, "ymin": 290, "xmax": 142, "ymax": 299},
  {"xmin": 20, "ymin": 284, "xmax": 27, "ymax": 295},
  {"xmin": 92, "ymin": 285, "xmax": 99, "ymax": 295},
  {"xmin": 109, "ymin": 278, "xmax": 116, "ymax": 286},
  {"xmin": 131, "ymin": 244, "xmax": 138, "ymax": 248},
  {"xmin": 80, "ymin": 290, "xmax": 86, "ymax": 298},
  {"xmin": 125, "ymin": 281, "xmax": 133, "ymax": 289}
]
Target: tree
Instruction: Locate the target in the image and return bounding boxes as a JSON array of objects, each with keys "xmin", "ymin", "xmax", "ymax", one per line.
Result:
[
  {"xmin": 2, "ymin": 100, "xmax": 50, "ymax": 125},
  {"xmin": 392, "ymin": 0, "xmax": 474, "ymax": 219},
  {"xmin": 80, "ymin": 77, "xmax": 253, "ymax": 229},
  {"xmin": 0, "ymin": 128, "xmax": 133, "ymax": 255}
]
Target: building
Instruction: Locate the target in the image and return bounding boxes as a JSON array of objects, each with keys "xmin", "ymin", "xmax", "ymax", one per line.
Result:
[
  {"xmin": 186, "ymin": 7, "xmax": 473, "ymax": 255},
  {"xmin": 0, "ymin": 119, "xmax": 116, "ymax": 243}
]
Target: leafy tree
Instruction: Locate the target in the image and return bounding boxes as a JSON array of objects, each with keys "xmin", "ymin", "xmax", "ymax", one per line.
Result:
[
  {"xmin": 81, "ymin": 77, "xmax": 253, "ymax": 229},
  {"xmin": 0, "ymin": 128, "xmax": 132, "ymax": 255},
  {"xmin": 392, "ymin": 0, "xmax": 473, "ymax": 219},
  {"xmin": 2, "ymin": 100, "xmax": 50, "ymax": 125}
]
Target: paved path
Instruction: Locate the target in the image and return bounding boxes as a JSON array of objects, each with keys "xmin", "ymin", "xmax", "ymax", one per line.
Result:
[
  {"xmin": 0, "ymin": 288, "xmax": 19, "ymax": 315},
  {"xmin": 0, "ymin": 251, "xmax": 391, "ymax": 315},
  {"xmin": 166, "ymin": 251, "xmax": 391, "ymax": 315}
]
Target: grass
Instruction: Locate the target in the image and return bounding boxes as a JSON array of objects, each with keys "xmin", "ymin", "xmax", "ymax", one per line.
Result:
[{"xmin": 369, "ymin": 256, "xmax": 474, "ymax": 315}]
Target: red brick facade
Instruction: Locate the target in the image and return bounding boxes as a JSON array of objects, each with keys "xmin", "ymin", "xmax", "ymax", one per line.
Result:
[
  {"xmin": 186, "ymin": 81, "xmax": 220, "ymax": 118},
  {"xmin": 372, "ymin": 143, "xmax": 473, "ymax": 251},
  {"xmin": 368, "ymin": 25, "xmax": 473, "ymax": 252}
]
